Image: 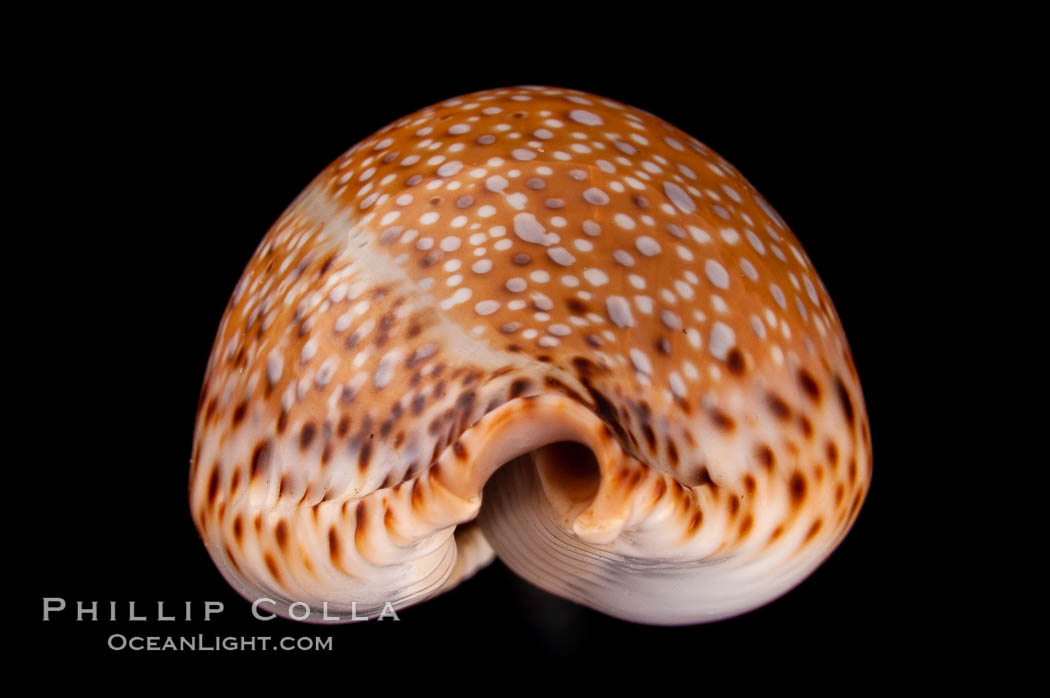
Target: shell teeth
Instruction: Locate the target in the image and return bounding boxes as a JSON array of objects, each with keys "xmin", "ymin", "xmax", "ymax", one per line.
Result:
[{"xmin": 571, "ymin": 511, "xmax": 629, "ymax": 546}]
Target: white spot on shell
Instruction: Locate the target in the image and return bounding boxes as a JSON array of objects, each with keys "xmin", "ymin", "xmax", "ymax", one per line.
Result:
[
  {"xmin": 635, "ymin": 236, "xmax": 661, "ymax": 256},
  {"xmin": 474, "ymin": 300, "xmax": 501, "ymax": 316},
  {"xmin": 669, "ymin": 372, "xmax": 687, "ymax": 398},
  {"xmin": 329, "ymin": 283, "xmax": 350, "ymax": 303},
  {"xmin": 804, "ymin": 276, "xmax": 819, "ymax": 305},
  {"xmin": 514, "ymin": 212, "xmax": 554, "ymax": 246},
  {"xmin": 689, "ymin": 226, "xmax": 711, "ymax": 244},
  {"xmin": 721, "ymin": 184, "xmax": 742, "ymax": 202},
  {"xmin": 301, "ymin": 338, "xmax": 318, "ymax": 363},
  {"xmin": 746, "ymin": 230, "xmax": 766, "ymax": 255},
  {"xmin": 740, "ymin": 258, "xmax": 758, "ymax": 281},
  {"xmin": 771, "ymin": 345, "xmax": 784, "ymax": 365},
  {"xmin": 606, "ymin": 296, "xmax": 635, "ymax": 327},
  {"xmin": 630, "ymin": 348, "xmax": 652, "ymax": 374},
  {"xmin": 709, "ymin": 322, "xmax": 735, "ymax": 360},
  {"xmin": 266, "ymin": 352, "xmax": 283, "ymax": 385},
  {"xmin": 705, "ymin": 259, "xmax": 729, "ymax": 289},
  {"xmin": 505, "ymin": 193, "xmax": 528, "ymax": 210},
  {"xmin": 795, "ymin": 296, "xmax": 809, "ymax": 321},
  {"xmin": 437, "ymin": 161, "xmax": 463, "ymax": 177},
  {"xmin": 569, "ymin": 109, "xmax": 603, "ymax": 126},
  {"xmin": 531, "ymin": 293, "xmax": 554, "ymax": 311},
  {"xmin": 374, "ymin": 351, "xmax": 399, "ymax": 389},
  {"xmin": 439, "ymin": 287, "xmax": 472, "ymax": 310},
  {"xmin": 548, "ymin": 247, "xmax": 576, "ymax": 266},
  {"xmin": 583, "ymin": 268, "xmax": 609, "ymax": 286},
  {"xmin": 664, "ymin": 181, "xmax": 695, "ymax": 213},
  {"xmin": 583, "ymin": 188, "xmax": 610, "ymax": 205},
  {"xmin": 770, "ymin": 283, "xmax": 787, "ymax": 309},
  {"xmin": 750, "ymin": 315, "xmax": 767, "ymax": 339},
  {"xmin": 660, "ymin": 310, "xmax": 682, "ymax": 330}
]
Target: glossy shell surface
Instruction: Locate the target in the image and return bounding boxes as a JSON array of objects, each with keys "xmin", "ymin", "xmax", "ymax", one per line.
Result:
[{"xmin": 190, "ymin": 86, "xmax": 871, "ymax": 624}]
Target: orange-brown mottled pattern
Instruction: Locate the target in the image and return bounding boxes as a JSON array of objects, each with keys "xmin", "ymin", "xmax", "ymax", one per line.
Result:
[{"xmin": 189, "ymin": 86, "xmax": 870, "ymax": 623}]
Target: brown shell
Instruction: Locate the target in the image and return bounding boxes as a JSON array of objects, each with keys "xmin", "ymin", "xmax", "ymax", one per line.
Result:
[{"xmin": 189, "ymin": 86, "xmax": 870, "ymax": 624}]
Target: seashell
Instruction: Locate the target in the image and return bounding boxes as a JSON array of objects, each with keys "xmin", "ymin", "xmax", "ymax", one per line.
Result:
[{"xmin": 189, "ymin": 86, "xmax": 871, "ymax": 624}]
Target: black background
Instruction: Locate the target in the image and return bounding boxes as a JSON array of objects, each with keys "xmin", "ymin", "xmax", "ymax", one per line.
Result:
[{"xmin": 23, "ymin": 28, "xmax": 960, "ymax": 672}]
